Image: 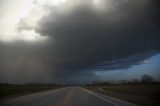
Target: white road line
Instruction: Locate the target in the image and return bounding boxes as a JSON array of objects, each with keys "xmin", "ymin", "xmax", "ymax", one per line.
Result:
[{"xmin": 81, "ymin": 88, "xmax": 120, "ymax": 106}]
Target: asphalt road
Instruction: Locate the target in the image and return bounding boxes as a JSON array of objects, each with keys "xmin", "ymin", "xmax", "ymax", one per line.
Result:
[{"xmin": 0, "ymin": 87, "xmax": 138, "ymax": 106}]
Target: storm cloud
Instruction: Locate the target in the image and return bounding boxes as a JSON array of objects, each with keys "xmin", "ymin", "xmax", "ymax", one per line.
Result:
[
  {"xmin": 0, "ymin": 0, "xmax": 160, "ymax": 83},
  {"xmin": 34, "ymin": 0, "xmax": 160, "ymax": 71}
]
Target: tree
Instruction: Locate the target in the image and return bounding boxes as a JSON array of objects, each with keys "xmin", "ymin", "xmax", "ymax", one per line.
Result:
[
  {"xmin": 141, "ymin": 74, "xmax": 153, "ymax": 83},
  {"xmin": 119, "ymin": 80, "xmax": 129, "ymax": 84},
  {"xmin": 132, "ymin": 79, "xmax": 140, "ymax": 84}
]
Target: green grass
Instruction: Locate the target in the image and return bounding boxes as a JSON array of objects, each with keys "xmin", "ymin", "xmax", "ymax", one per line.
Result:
[
  {"xmin": 0, "ymin": 84, "xmax": 62, "ymax": 99},
  {"xmin": 85, "ymin": 84, "xmax": 160, "ymax": 106}
]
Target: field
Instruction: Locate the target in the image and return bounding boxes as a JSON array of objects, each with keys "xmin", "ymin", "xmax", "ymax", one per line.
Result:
[
  {"xmin": 0, "ymin": 84, "xmax": 62, "ymax": 99},
  {"xmin": 85, "ymin": 84, "xmax": 160, "ymax": 106}
]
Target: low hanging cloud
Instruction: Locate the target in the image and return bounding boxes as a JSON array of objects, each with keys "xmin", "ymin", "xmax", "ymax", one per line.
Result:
[
  {"xmin": 34, "ymin": 0, "xmax": 160, "ymax": 70},
  {"xmin": 0, "ymin": 0, "xmax": 160, "ymax": 83}
]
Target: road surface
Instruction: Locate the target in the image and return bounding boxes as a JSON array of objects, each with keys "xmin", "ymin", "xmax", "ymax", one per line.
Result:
[{"xmin": 0, "ymin": 87, "xmax": 138, "ymax": 106}]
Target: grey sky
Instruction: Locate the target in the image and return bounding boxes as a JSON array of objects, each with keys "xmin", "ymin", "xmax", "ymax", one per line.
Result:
[{"xmin": 0, "ymin": 0, "xmax": 160, "ymax": 84}]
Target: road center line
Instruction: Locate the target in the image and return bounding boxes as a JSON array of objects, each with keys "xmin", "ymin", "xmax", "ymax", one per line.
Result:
[
  {"xmin": 60, "ymin": 88, "xmax": 73, "ymax": 106},
  {"xmin": 81, "ymin": 87, "xmax": 120, "ymax": 106}
]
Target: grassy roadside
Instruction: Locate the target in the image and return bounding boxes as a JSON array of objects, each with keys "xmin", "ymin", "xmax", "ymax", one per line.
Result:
[
  {"xmin": 84, "ymin": 84, "xmax": 160, "ymax": 106},
  {"xmin": 0, "ymin": 84, "xmax": 63, "ymax": 99}
]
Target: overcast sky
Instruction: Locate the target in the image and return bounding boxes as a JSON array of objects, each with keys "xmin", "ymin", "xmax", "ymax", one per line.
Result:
[{"xmin": 0, "ymin": 0, "xmax": 160, "ymax": 84}]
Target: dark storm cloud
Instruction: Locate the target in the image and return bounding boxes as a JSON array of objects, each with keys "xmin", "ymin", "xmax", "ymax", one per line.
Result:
[
  {"xmin": 1, "ymin": 0, "xmax": 160, "ymax": 83},
  {"xmin": 34, "ymin": 0, "xmax": 160, "ymax": 71},
  {"xmin": 93, "ymin": 51, "xmax": 156, "ymax": 71}
]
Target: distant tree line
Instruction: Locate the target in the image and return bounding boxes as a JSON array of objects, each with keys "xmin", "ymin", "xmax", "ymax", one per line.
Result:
[
  {"xmin": 0, "ymin": 82, "xmax": 64, "ymax": 86},
  {"xmin": 89, "ymin": 74, "xmax": 159, "ymax": 86}
]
